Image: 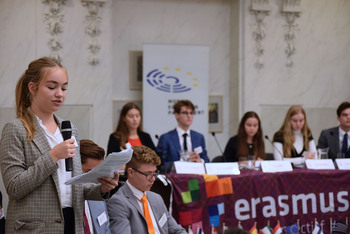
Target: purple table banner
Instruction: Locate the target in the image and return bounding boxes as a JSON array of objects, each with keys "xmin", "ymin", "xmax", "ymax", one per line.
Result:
[{"xmin": 166, "ymin": 169, "xmax": 350, "ymax": 234}]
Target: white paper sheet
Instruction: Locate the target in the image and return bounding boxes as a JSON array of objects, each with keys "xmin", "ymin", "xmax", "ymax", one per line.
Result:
[{"xmin": 65, "ymin": 149, "xmax": 133, "ymax": 185}]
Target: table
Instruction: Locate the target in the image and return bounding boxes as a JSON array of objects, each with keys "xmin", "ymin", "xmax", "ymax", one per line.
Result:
[{"xmin": 166, "ymin": 169, "xmax": 350, "ymax": 234}]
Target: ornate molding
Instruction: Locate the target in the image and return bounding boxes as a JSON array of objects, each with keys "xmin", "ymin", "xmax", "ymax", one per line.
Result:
[
  {"xmin": 81, "ymin": 0, "xmax": 105, "ymax": 65},
  {"xmin": 281, "ymin": 0, "xmax": 302, "ymax": 67},
  {"xmin": 250, "ymin": 0, "xmax": 271, "ymax": 69},
  {"xmin": 42, "ymin": 0, "xmax": 66, "ymax": 62}
]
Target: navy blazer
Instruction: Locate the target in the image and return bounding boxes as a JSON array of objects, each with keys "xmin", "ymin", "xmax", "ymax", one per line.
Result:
[{"xmin": 156, "ymin": 128, "xmax": 209, "ymax": 165}]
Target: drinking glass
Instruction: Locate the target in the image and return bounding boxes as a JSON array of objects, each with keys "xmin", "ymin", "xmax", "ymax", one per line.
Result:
[
  {"xmin": 180, "ymin": 151, "xmax": 190, "ymax": 162},
  {"xmin": 248, "ymin": 155, "xmax": 256, "ymax": 169},
  {"xmin": 239, "ymin": 157, "xmax": 248, "ymax": 169},
  {"xmin": 317, "ymin": 147, "xmax": 329, "ymax": 159}
]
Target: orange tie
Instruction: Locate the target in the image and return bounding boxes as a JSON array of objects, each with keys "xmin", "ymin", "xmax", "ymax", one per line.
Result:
[{"xmin": 141, "ymin": 194, "xmax": 155, "ymax": 234}]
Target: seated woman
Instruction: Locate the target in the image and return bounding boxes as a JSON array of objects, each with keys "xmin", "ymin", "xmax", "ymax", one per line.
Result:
[
  {"xmin": 273, "ymin": 105, "xmax": 317, "ymax": 160},
  {"xmin": 223, "ymin": 111, "xmax": 266, "ymax": 162},
  {"xmin": 107, "ymin": 102, "xmax": 156, "ymax": 157}
]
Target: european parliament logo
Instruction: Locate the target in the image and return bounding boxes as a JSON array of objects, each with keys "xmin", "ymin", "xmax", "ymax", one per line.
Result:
[{"xmin": 146, "ymin": 67, "xmax": 199, "ymax": 93}]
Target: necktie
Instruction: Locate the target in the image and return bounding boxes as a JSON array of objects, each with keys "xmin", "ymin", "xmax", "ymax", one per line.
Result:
[
  {"xmin": 183, "ymin": 133, "xmax": 188, "ymax": 152},
  {"xmin": 83, "ymin": 208, "xmax": 91, "ymax": 234},
  {"xmin": 141, "ymin": 194, "xmax": 155, "ymax": 234},
  {"xmin": 342, "ymin": 133, "xmax": 348, "ymax": 154}
]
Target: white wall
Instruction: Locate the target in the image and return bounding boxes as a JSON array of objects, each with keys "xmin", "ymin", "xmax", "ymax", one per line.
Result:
[
  {"xmin": 0, "ymin": 0, "xmax": 350, "ymax": 213},
  {"xmin": 239, "ymin": 0, "xmax": 350, "ymax": 152}
]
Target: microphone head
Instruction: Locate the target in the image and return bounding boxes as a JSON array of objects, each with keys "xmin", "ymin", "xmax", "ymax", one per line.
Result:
[
  {"xmin": 155, "ymin": 134, "xmax": 159, "ymax": 139},
  {"xmin": 61, "ymin": 120, "xmax": 72, "ymax": 140},
  {"xmin": 211, "ymin": 132, "xmax": 215, "ymax": 137},
  {"xmin": 61, "ymin": 120, "xmax": 71, "ymax": 130},
  {"xmin": 264, "ymin": 135, "xmax": 269, "ymax": 140}
]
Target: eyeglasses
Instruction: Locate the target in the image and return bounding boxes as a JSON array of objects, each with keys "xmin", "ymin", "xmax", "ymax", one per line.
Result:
[
  {"xmin": 132, "ymin": 168, "xmax": 160, "ymax": 180},
  {"xmin": 180, "ymin": 111, "xmax": 194, "ymax": 116}
]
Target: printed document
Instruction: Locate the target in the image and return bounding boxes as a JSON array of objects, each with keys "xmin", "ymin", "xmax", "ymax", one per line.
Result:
[{"xmin": 65, "ymin": 149, "xmax": 133, "ymax": 185}]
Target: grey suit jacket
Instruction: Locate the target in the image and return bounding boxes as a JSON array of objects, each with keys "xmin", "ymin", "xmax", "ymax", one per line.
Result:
[
  {"xmin": 107, "ymin": 183, "xmax": 186, "ymax": 234},
  {"xmin": 87, "ymin": 200, "xmax": 111, "ymax": 234},
  {"xmin": 0, "ymin": 115, "xmax": 103, "ymax": 233},
  {"xmin": 318, "ymin": 127, "xmax": 340, "ymax": 160}
]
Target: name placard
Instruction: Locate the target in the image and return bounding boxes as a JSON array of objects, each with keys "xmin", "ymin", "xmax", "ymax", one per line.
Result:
[
  {"xmin": 205, "ymin": 162, "xmax": 240, "ymax": 175},
  {"xmin": 174, "ymin": 161, "xmax": 206, "ymax": 174},
  {"xmin": 335, "ymin": 159, "xmax": 350, "ymax": 170},
  {"xmin": 261, "ymin": 161, "xmax": 293, "ymax": 173},
  {"xmin": 305, "ymin": 159, "xmax": 335, "ymax": 170}
]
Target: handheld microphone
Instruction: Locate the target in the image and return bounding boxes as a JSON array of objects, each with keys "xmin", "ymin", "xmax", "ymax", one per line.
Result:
[
  {"xmin": 61, "ymin": 120, "xmax": 73, "ymax": 171},
  {"xmin": 264, "ymin": 135, "xmax": 284, "ymax": 160},
  {"xmin": 155, "ymin": 134, "xmax": 159, "ymax": 140},
  {"xmin": 211, "ymin": 132, "xmax": 224, "ymax": 155}
]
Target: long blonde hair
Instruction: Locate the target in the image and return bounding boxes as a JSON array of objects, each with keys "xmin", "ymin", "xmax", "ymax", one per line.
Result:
[
  {"xmin": 278, "ymin": 105, "xmax": 312, "ymax": 157},
  {"xmin": 15, "ymin": 57, "xmax": 66, "ymax": 141}
]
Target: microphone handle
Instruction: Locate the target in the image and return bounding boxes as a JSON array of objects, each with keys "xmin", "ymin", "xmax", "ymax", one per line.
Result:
[
  {"xmin": 62, "ymin": 127, "xmax": 73, "ymax": 172},
  {"xmin": 212, "ymin": 133, "xmax": 224, "ymax": 155},
  {"xmin": 65, "ymin": 158, "xmax": 73, "ymax": 171},
  {"xmin": 266, "ymin": 136, "xmax": 284, "ymax": 160}
]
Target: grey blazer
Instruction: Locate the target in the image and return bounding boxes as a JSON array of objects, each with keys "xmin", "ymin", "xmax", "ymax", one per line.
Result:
[
  {"xmin": 318, "ymin": 127, "xmax": 340, "ymax": 160},
  {"xmin": 87, "ymin": 200, "xmax": 111, "ymax": 234},
  {"xmin": 107, "ymin": 183, "xmax": 186, "ymax": 234},
  {"xmin": 0, "ymin": 115, "xmax": 103, "ymax": 233}
]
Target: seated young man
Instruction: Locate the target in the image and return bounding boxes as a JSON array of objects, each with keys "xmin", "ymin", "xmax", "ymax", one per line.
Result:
[
  {"xmin": 318, "ymin": 102, "xmax": 350, "ymax": 160},
  {"xmin": 156, "ymin": 100, "xmax": 209, "ymax": 170},
  {"xmin": 107, "ymin": 145, "xmax": 186, "ymax": 234}
]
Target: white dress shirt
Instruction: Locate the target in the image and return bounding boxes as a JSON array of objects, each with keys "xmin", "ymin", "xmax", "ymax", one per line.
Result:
[
  {"xmin": 36, "ymin": 116, "xmax": 73, "ymax": 208},
  {"xmin": 176, "ymin": 126, "xmax": 192, "ymax": 152}
]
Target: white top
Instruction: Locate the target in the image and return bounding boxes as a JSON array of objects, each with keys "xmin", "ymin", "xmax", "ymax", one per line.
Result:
[
  {"xmin": 126, "ymin": 180, "xmax": 160, "ymax": 234},
  {"xmin": 273, "ymin": 130, "xmax": 317, "ymax": 160},
  {"xmin": 37, "ymin": 117, "xmax": 73, "ymax": 208}
]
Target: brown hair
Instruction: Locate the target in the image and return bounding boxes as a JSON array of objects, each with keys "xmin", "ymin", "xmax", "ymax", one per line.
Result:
[
  {"xmin": 126, "ymin": 145, "xmax": 161, "ymax": 171},
  {"xmin": 80, "ymin": 139, "xmax": 105, "ymax": 164},
  {"xmin": 278, "ymin": 105, "xmax": 312, "ymax": 157},
  {"xmin": 337, "ymin": 102, "xmax": 350, "ymax": 117},
  {"xmin": 237, "ymin": 111, "xmax": 265, "ymax": 159},
  {"xmin": 173, "ymin": 100, "xmax": 195, "ymax": 114},
  {"xmin": 15, "ymin": 57, "xmax": 66, "ymax": 141},
  {"xmin": 112, "ymin": 102, "xmax": 142, "ymax": 149}
]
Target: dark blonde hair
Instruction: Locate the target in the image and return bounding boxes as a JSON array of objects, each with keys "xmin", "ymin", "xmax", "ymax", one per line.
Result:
[
  {"xmin": 80, "ymin": 139, "xmax": 105, "ymax": 164},
  {"xmin": 237, "ymin": 111, "xmax": 265, "ymax": 159},
  {"xmin": 126, "ymin": 145, "xmax": 161, "ymax": 171},
  {"xmin": 15, "ymin": 57, "xmax": 66, "ymax": 141},
  {"xmin": 112, "ymin": 102, "xmax": 142, "ymax": 149},
  {"xmin": 173, "ymin": 100, "xmax": 195, "ymax": 114},
  {"xmin": 278, "ymin": 105, "xmax": 312, "ymax": 157}
]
